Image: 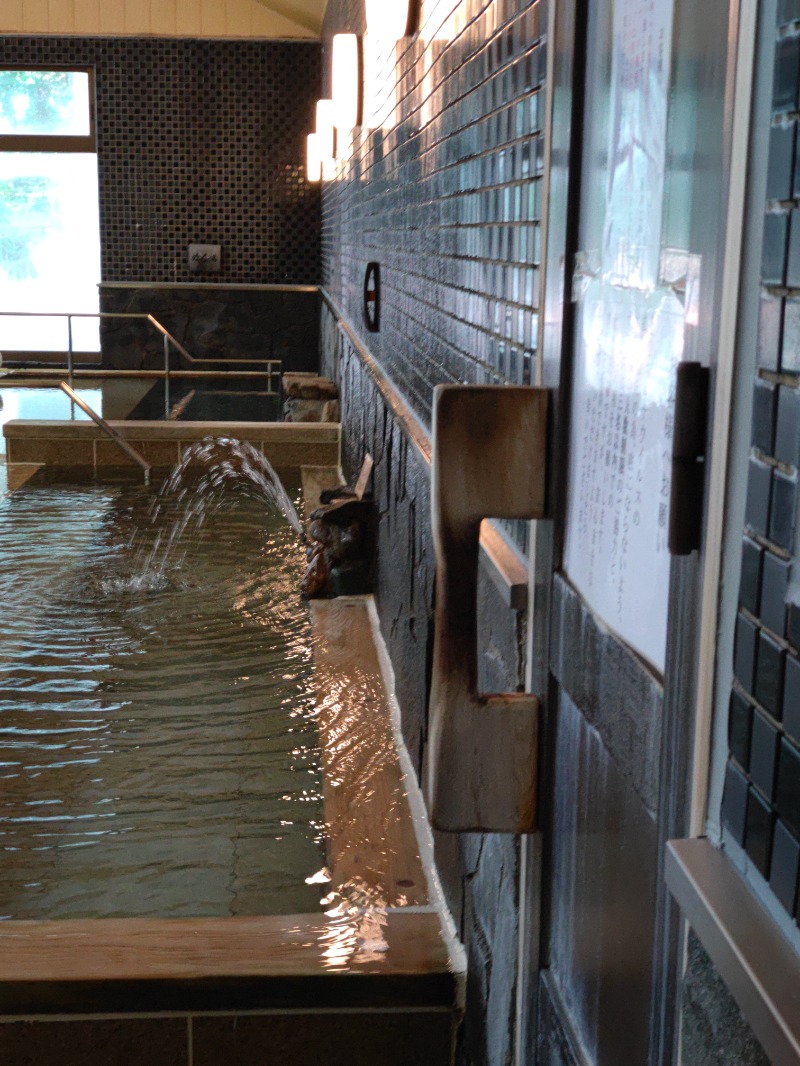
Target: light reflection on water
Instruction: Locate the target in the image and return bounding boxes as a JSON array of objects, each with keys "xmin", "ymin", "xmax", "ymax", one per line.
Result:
[{"xmin": 0, "ymin": 462, "xmax": 325, "ymax": 920}]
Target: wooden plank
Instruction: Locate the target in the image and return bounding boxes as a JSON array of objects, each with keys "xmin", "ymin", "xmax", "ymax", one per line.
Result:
[
  {"xmin": 200, "ymin": 0, "xmax": 227, "ymax": 36},
  {"xmin": 47, "ymin": 0, "xmax": 74, "ymax": 32},
  {"xmin": 427, "ymin": 385, "xmax": 546, "ymax": 832},
  {"xmin": 149, "ymin": 0, "xmax": 177, "ymax": 34},
  {"xmin": 0, "ymin": 0, "xmax": 24, "ymax": 29},
  {"xmin": 124, "ymin": 0, "xmax": 151, "ymax": 34},
  {"xmin": 0, "ymin": 911, "xmax": 449, "ymax": 983},
  {"xmin": 226, "ymin": 0, "xmax": 252, "ymax": 36},
  {"xmin": 98, "ymin": 1, "xmax": 126, "ymax": 33},
  {"xmin": 72, "ymin": 0, "xmax": 100, "ymax": 32},
  {"xmin": 22, "ymin": 0, "xmax": 50, "ymax": 31},
  {"xmin": 174, "ymin": 0, "xmax": 202, "ymax": 36},
  {"xmin": 310, "ymin": 598, "xmax": 430, "ymax": 909}
]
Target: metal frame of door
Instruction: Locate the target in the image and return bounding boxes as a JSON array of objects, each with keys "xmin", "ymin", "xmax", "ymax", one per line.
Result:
[{"xmin": 514, "ymin": 0, "xmax": 753, "ymax": 1061}]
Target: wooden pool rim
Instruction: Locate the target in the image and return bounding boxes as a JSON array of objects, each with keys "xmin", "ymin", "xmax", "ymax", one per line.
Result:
[{"xmin": 0, "ymin": 450, "xmax": 461, "ymax": 1017}]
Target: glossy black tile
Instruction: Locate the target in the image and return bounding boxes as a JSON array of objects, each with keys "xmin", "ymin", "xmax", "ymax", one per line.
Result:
[
  {"xmin": 755, "ymin": 630, "xmax": 785, "ymax": 718},
  {"xmin": 769, "ymin": 469, "xmax": 797, "ymax": 550},
  {"xmin": 739, "ymin": 537, "xmax": 763, "ymax": 615},
  {"xmin": 768, "ymin": 123, "xmax": 797, "ymax": 202},
  {"xmin": 779, "ymin": 0, "xmax": 800, "ymax": 26},
  {"xmin": 758, "ymin": 295, "xmax": 784, "ymax": 372},
  {"xmin": 752, "ymin": 379, "xmax": 777, "ymax": 455},
  {"xmin": 777, "ymin": 738, "xmax": 800, "ymax": 837},
  {"xmin": 773, "ymin": 36, "xmax": 800, "ymax": 112},
  {"xmin": 775, "ymin": 385, "xmax": 800, "ymax": 466},
  {"xmin": 760, "ymin": 549, "xmax": 789, "ymax": 636},
  {"xmin": 722, "ymin": 760, "xmax": 749, "ymax": 848},
  {"xmin": 785, "ymin": 654, "xmax": 800, "ymax": 742},
  {"xmin": 734, "ymin": 613, "xmax": 758, "ymax": 695},
  {"xmin": 750, "ymin": 710, "xmax": 780, "ymax": 800},
  {"xmin": 763, "ymin": 213, "xmax": 789, "ymax": 286},
  {"xmin": 729, "ymin": 689, "xmax": 754, "ymax": 770},
  {"xmin": 745, "ymin": 786, "xmax": 774, "ymax": 877},
  {"xmin": 745, "ymin": 458, "xmax": 772, "ymax": 537},
  {"xmin": 790, "ymin": 604, "xmax": 800, "ymax": 653},
  {"xmin": 769, "ymin": 818, "xmax": 800, "ymax": 916}
]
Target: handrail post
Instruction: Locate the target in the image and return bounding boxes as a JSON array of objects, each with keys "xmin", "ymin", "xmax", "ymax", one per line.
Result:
[
  {"xmin": 67, "ymin": 315, "xmax": 74, "ymax": 391},
  {"xmin": 163, "ymin": 334, "xmax": 171, "ymax": 416},
  {"xmin": 58, "ymin": 381, "xmax": 151, "ymax": 485}
]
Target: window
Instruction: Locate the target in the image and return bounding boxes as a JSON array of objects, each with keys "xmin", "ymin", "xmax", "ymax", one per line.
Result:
[{"xmin": 0, "ymin": 69, "xmax": 100, "ymax": 355}]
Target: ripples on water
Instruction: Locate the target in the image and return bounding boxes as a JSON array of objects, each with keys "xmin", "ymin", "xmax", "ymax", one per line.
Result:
[{"xmin": 0, "ymin": 446, "xmax": 325, "ymax": 920}]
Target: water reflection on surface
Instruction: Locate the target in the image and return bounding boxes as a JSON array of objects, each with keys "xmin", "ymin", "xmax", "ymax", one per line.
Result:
[{"xmin": 0, "ymin": 471, "xmax": 324, "ymax": 920}]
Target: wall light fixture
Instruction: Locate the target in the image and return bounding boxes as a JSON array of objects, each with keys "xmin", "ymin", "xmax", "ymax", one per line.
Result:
[
  {"xmin": 306, "ymin": 132, "xmax": 321, "ymax": 182},
  {"xmin": 315, "ymin": 98, "xmax": 335, "ymax": 161},
  {"xmin": 332, "ymin": 33, "xmax": 363, "ymax": 133},
  {"xmin": 365, "ymin": 0, "xmax": 420, "ymax": 40}
]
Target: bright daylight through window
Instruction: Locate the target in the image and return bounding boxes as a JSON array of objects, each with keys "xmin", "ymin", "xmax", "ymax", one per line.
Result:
[{"xmin": 0, "ymin": 69, "xmax": 100, "ymax": 354}]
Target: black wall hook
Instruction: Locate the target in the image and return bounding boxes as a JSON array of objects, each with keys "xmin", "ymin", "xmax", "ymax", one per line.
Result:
[{"xmin": 363, "ymin": 262, "xmax": 380, "ymax": 333}]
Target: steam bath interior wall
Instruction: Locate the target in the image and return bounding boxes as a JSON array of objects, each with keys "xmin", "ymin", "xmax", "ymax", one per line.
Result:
[{"xmin": 0, "ymin": 428, "xmax": 462, "ymax": 1065}]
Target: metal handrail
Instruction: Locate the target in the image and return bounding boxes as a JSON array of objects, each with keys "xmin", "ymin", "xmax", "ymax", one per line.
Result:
[
  {"xmin": 0, "ymin": 311, "xmax": 282, "ymax": 391},
  {"xmin": 58, "ymin": 382, "xmax": 151, "ymax": 485}
]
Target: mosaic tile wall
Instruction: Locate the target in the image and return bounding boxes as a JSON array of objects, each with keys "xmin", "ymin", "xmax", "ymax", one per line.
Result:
[
  {"xmin": 722, "ymin": 0, "xmax": 800, "ymax": 930},
  {"xmin": 320, "ymin": 0, "xmax": 547, "ymax": 427},
  {"xmin": 0, "ymin": 37, "xmax": 321, "ymax": 284}
]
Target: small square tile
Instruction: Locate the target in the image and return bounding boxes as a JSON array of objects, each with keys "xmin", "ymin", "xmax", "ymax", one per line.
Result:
[
  {"xmin": 745, "ymin": 458, "xmax": 772, "ymax": 537},
  {"xmin": 785, "ymin": 655, "xmax": 800, "ymax": 741},
  {"xmin": 759, "ymin": 295, "xmax": 784, "ymax": 372},
  {"xmin": 722, "ymin": 759, "xmax": 752, "ymax": 847},
  {"xmin": 773, "ymin": 36, "xmax": 800, "ymax": 112},
  {"xmin": 769, "ymin": 469, "xmax": 797, "ymax": 550},
  {"xmin": 768, "ymin": 123, "xmax": 796, "ymax": 201},
  {"xmin": 787, "ymin": 210, "xmax": 800, "ymax": 288},
  {"xmin": 783, "ymin": 297, "xmax": 800, "ymax": 374},
  {"xmin": 745, "ymin": 786, "xmax": 774, "ymax": 877},
  {"xmin": 759, "ymin": 294, "xmax": 785, "ymax": 373},
  {"xmin": 734, "ymin": 613, "xmax": 759, "ymax": 694},
  {"xmin": 751, "ymin": 379, "xmax": 776, "ymax": 455},
  {"xmin": 777, "ymin": 738, "xmax": 800, "ymax": 837},
  {"xmin": 729, "ymin": 689, "xmax": 754, "ymax": 769},
  {"xmin": 770, "ymin": 819, "xmax": 800, "ymax": 916},
  {"xmin": 750, "ymin": 709, "xmax": 780, "ymax": 799},
  {"xmin": 755, "ymin": 630, "xmax": 785, "ymax": 718},
  {"xmin": 779, "ymin": 0, "xmax": 800, "ymax": 26},
  {"xmin": 763, "ymin": 213, "xmax": 789, "ymax": 286},
  {"xmin": 775, "ymin": 385, "xmax": 800, "ymax": 466},
  {"xmin": 739, "ymin": 537, "xmax": 762, "ymax": 615},
  {"xmin": 760, "ymin": 550, "xmax": 789, "ymax": 636}
]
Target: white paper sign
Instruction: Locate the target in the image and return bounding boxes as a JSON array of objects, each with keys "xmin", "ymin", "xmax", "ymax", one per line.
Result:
[
  {"xmin": 565, "ymin": 282, "xmax": 684, "ymax": 672},
  {"xmin": 604, "ymin": 0, "xmax": 673, "ymax": 289}
]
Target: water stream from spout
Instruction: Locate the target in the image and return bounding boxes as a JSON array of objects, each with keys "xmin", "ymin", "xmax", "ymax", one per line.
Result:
[{"xmin": 131, "ymin": 437, "xmax": 304, "ymax": 588}]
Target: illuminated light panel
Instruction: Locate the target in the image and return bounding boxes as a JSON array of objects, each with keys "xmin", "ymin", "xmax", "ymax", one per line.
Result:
[
  {"xmin": 332, "ymin": 33, "xmax": 362, "ymax": 133},
  {"xmin": 315, "ymin": 98, "xmax": 335, "ymax": 160},
  {"xmin": 306, "ymin": 132, "xmax": 321, "ymax": 182},
  {"xmin": 365, "ymin": 0, "xmax": 419, "ymax": 40}
]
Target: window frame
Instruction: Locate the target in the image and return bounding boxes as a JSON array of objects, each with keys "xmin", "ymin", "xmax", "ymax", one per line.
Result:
[{"xmin": 0, "ymin": 66, "xmax": 96, "ymax": 153}]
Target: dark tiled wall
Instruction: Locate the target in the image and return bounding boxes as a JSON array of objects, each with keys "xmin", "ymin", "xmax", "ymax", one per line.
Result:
[
  {"xmin": 0, "ymin": 37, "xmax": 321, "ymax": 284},
  {"xmin": 722, "ymin": 2, "xmax": 800, "ymax": 929},
  {"xmin": 321, "ymin": 308, "xmax": 526, "ymax": 1066},
  {"xmin": 321, "ymin": 0, "xmax": 547, "ymax": 427},
  {"xmin": 318, "ymin": 2, "xmax": 548, "ymax": 1062}
]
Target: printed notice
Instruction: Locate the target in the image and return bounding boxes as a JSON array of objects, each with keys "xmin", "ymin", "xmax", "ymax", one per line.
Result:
[
  {"xmin": 564, "ymin": 282, "xmax": 684, "ymax": 672},
  {"xmin": 604, "ymin": 0, "xmax": 673, "ymax": 289}
]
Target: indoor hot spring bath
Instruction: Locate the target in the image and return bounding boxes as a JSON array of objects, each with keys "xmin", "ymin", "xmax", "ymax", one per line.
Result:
[{"xmin": 0, "ymin": 440, "xmax": 461, "ymax": 1066}]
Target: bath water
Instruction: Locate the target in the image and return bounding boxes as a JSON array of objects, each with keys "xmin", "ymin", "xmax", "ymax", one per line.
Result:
[{"xmin": 0, "ymin": 442, "xmax": 325, "ymax": 919}]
